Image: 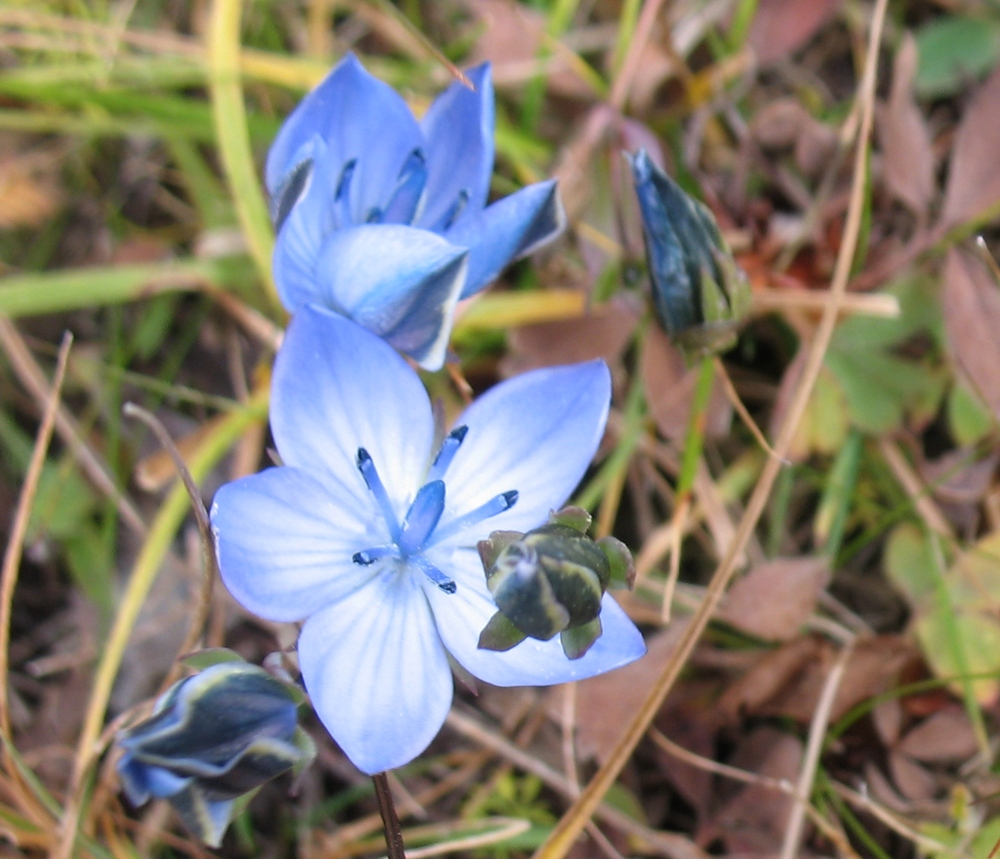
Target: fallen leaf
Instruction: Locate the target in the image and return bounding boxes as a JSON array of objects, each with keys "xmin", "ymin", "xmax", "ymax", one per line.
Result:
[
  {"xmin": 876, "ymin": 34, "xmax": 935, "ymax": 217},
  {"xmin": 747, "ymin": 0, "xmax": 842, "ymax": 66},
  {"xmin": 942, "ymin": 247, "xmax": 1000, "ymax": 421},
  {"xmin": 942, "ymin": 63, "xmax": 1000, "ymax": 227},
  {"xmin": 888, "ymin": 751, "xmax": 937, "ymax": 802},
  {"xmin": 571, "ymin": 622, "xmax": 690, "ymax": 764},
  {"xmin": 464, "ymin": 0, "xmax": 594, "ymax": 98},
  {"xmin": 500, "ymin": 297, "xmax": 639, "ymax": 380},
  {"xmin": 720, "ymin": 635, "xmax": 914, "ymax": 723},
  {"xmin": 640, "ymin": 325, "xmax": 732, "ymax": 443},
  {"xmin": 896, "ymin": 708, "xmax": 979, "ymax": 763},
  {"xmin": 707, "ymin": 728, "xmax": 802, "ymax": 855},
  {"xmin": 716, "ymin": 557, "xmax": 830, "ymax": 642}
]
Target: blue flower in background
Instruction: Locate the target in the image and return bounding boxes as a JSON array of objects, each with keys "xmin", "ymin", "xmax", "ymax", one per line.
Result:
[
  {"xmin": 210, "ymin": 307, "xmax": 645, "ymax": 775},
  {"xmin": 116, "ymin": 662, "xmax": 313, "ymax": 847},
  {"xmin": 266, "ymin": 54, "xmax": 565, "ymax": 370}
]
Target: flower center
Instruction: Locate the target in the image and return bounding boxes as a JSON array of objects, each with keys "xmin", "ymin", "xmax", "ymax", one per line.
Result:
[{"xmin": 351, "ymin": 426, "xmax": 518, "ymax": 593}]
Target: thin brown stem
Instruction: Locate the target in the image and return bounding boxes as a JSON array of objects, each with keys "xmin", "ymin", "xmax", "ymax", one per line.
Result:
[{"xmin": 373, "ymin": 771, "xmax": 407, "ymax": 859}]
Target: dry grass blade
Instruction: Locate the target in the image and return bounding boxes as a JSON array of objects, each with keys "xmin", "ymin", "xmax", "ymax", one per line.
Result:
[
  {"xmin": 121, "ymin": 403, "xmax": 217, "ymax": 690},
  {"xmin": 0, "ymin": 328, "xmax": 72, "ymax": 794},
  {"xmin": 531, "ymin": 0, "xmax": 889, "ymax": 855},
  {"xmin": 778, "ymin": 638, "xmax": 854, "ymax": 859},
  {"xmin": 0, "ymin": 318, "xmax": 146, "ymax": 535}
]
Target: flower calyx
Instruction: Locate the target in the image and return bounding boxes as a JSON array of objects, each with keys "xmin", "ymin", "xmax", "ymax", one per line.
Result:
[{"xmin": 477, "ymin": 506, "xmax": 636, "ymax": 660}]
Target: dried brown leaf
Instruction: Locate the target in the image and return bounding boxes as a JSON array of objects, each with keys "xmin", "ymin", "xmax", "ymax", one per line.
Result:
[
  {"xmin": 896, "ymin": 708, "xmax": 979, "ymax": 763},
  {"xmin": 887, "ymin": 751, "xmax": 937, "ymax": 802},
  {"xmin": 0, "ymin": 166, "xmax": 61, "ymax": 229},
  {"xmin": 942, "ymin": 247, "xmax": 1000, "ymax": 420},
  {"xmin": 717, "ymin": 635, "xmax": 824, "ymax": 722},
  {"xmin": 715, "ymin": 557, "xmax": 830, "ymax": 642},
  {"xmin": 871, "ymin": 698, "xmax": 902, "ymax": 746},
  {"xmin": 571, "ymin": 622, "xmax": 689, "ymax": 764},
  {"xmin": 709, "ymin": 728, "xmax": 802, "ymax": 855},
  {"xmin": 500, "ymin": 298, "xmax": 639, "ymax": 379},
  {"xmin": 720, "ymin": 635, "xmax": 914, "ymax": 723},
  {"xmin": 464, "ymin": 0, "xmax": 593, "ymax": 98},
  {"xmin": 942, "ymin": 64, "xmax": 1000, "ymax": 227},
  {"xmin": 640, "ymin": 325, "xmax": 732, "ymax": 443},
  {"xmin": 876, "ymin": 34, "xmax": 935, "ymax": 216},
  {"xmin": 747, "ymin": 0, "xmax": 842, "ymax": 66}
]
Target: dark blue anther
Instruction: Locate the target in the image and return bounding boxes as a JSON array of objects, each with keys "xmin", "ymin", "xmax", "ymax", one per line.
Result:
[
  {"xmin": 427, "ymin": 425, "xmax": 468, "ymax": 483},
  {"xmin": 272, "ymin": 158, "xmax": 313, "ymax": 234}
]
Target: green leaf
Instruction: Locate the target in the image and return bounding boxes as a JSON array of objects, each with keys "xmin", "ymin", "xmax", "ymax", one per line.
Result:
[
  {"xmin": 947, "ymin": 380, "xmax": 993, "ymax": 446},
  {"xmin": 823, "ymin": 275, "xmax": 946, "ymax": 435},
  {"xmin": 915, "ymin": 16, "xmax": 1000, "ymax": 98},
  {"xmin": 885, "ymin": 523, "xmax": 1000, "ymax": 703}
]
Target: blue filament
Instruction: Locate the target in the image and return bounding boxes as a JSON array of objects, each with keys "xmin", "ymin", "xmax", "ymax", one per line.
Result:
[{"xmin": 429, "ymin": 490, "xmax": 518, "ymax": 546}]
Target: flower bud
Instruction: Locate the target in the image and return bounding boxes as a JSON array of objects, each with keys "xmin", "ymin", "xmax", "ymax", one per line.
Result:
[
  {"xmin": 116, "ymin": 661, "xmax": 314, "ymax": 847},
  {"xmin": 478, "ymin": 507, "xmax": 635, "ymax": 660},
  {"xmin": 629, "ymin": 149, "xmax": 750, "ymax": 357}
]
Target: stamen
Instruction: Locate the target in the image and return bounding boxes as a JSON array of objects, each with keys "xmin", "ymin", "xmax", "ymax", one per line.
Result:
[
  {"xmin": 381, "ymin": 149, "xmax": 427, "ymax": 225},
  {"xmin": 413, "ymin": 556, "xmax": 456, "ymax": 594},
  {"xmin": 398, "ymin": 480, "xmax": 445, "ymax": 556},
  {"xmin": 429, "ymin": 189, "xmax": 469, "ymax": 232},
  {"xmin": 352, "ymin": 545, "xmax": 396, "ymax": 566},
  {"xmin": 272, "ymin": 158, "xmax": 313, "ymax": 234},
  {"xmin": 335, "ymin": 159, "xmax": 357, "ymax": 226},
  {"xmin": 428, "ymin": 490, "xmax": 518, "ymax": 546},
  {"xmin": 426, "ymin": 425, "xmax": 468, "ymax": 483},
  {"xmin": 357, "ymin": 448, "xmax": 400, "ymax": 540}
]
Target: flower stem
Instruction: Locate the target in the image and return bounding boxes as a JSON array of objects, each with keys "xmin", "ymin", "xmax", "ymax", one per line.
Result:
[{"xmin": 373, "ymin": 772, "xmax": 406, "ymax": 859}]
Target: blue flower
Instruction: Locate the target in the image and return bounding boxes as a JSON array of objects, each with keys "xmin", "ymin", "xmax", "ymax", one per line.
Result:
[
  {"xmin": 210, "ymin": 306, "xmax": 645, "ymax": 775},
  {"xmin": 116, "ymin": 662, "xmax": 314, "ymax": 847},
  {"xmin": 266, "ymin": 54, "xmax": 565, "ymax": 370}
]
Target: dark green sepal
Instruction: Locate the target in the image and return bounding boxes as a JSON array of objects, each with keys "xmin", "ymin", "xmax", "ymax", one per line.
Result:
[
  {"xmin": 548, "ymin": 505, "xmax": 592, "ymax": 533},
  {"xmin": 597, "ymin": 536, "xmax": 636, "ymax": 589},
  {"xmin": 560, "ymin": 617, "xmax": 603, "ymax": 660},
  {"xmin": 477, "ymin": 611, "xmax": 529, "ymax": 652}
]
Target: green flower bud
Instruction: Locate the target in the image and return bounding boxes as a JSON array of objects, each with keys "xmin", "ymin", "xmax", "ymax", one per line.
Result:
[
  {"xmin": 629, "ymin": 149, "xmax": 751, "ymax": 358},
  {"xmin": 477, "ymin": 507, "xmax": 635, "ymax": 659}
]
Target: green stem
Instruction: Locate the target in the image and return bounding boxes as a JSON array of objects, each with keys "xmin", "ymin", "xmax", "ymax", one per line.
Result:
[{"xmin": 675, "ymin": 356, "xmax": 715, "ymax": 504}]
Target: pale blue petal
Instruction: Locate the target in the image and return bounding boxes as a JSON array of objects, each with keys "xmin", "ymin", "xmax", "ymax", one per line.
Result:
[
  {"xmin": 313, "ymin": 225, "xmax": 467, "ymax": 370},
  {"xmin": 272, "ymin": 139, "xmax": 341, "ymax": 312},
  {"xmin": 418, "ymin": 63, "xmax": 494, "ymax": 230},
  {"xmin": 298, "ymin": 572, "xmax": 452, "ymax": 774},
  {"xmin": 265, "ymin": 54, "xmax": 422, "ymax": 222},
  {"xmin": 211, "ymin": 467, "xmax": 380, "ymax": 622},
  {"xmin": 445, "ymin": 180, "xmax": 566, "ymax": 298},
  {"xmin": 425, "ymin": 548, "xmax": 646, "ymax": 685},
  {"xmin": 437, "ymin": 360, "xmax": 611, "ymax": 540},
  {"xmin": 271, "ymin": 307, "xmax": 435, "ymax": 518}
]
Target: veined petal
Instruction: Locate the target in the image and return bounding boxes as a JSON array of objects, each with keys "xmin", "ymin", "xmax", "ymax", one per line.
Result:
[
  {"xmin": 439, "ymin": 360, "xmax": 611, "ymax": 539},
  {"xmin": 211, "ymin": 467, "xmax": 379, "ymax": 622},
  {"xmin": 265, "ymin": 53, "xmax": 423, "ymax": 222},
  {"xmin": 445, "ymin": 180, "xmax": 566, "ymax": 298},
  {"xmin": 298, "ymin": 573, "xmax": 452, "ymax": 774},
  {"xmin": 426, "ymin": 549, "xmax": 645, "ymax": 685},
  {"xmin": 313, "ymin": 225, "xmax": 467, "ymax": 370},
  {"xmin": 271, "ymin": 307, "xmax": 435, "ymax": 518},
  {"xmin": 419, "ymin": 63, "xmax": 494, "ymax": 230},
  {"xmin": 272, "ymin": 139, "xmax": 341, "ymax": 312}
]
